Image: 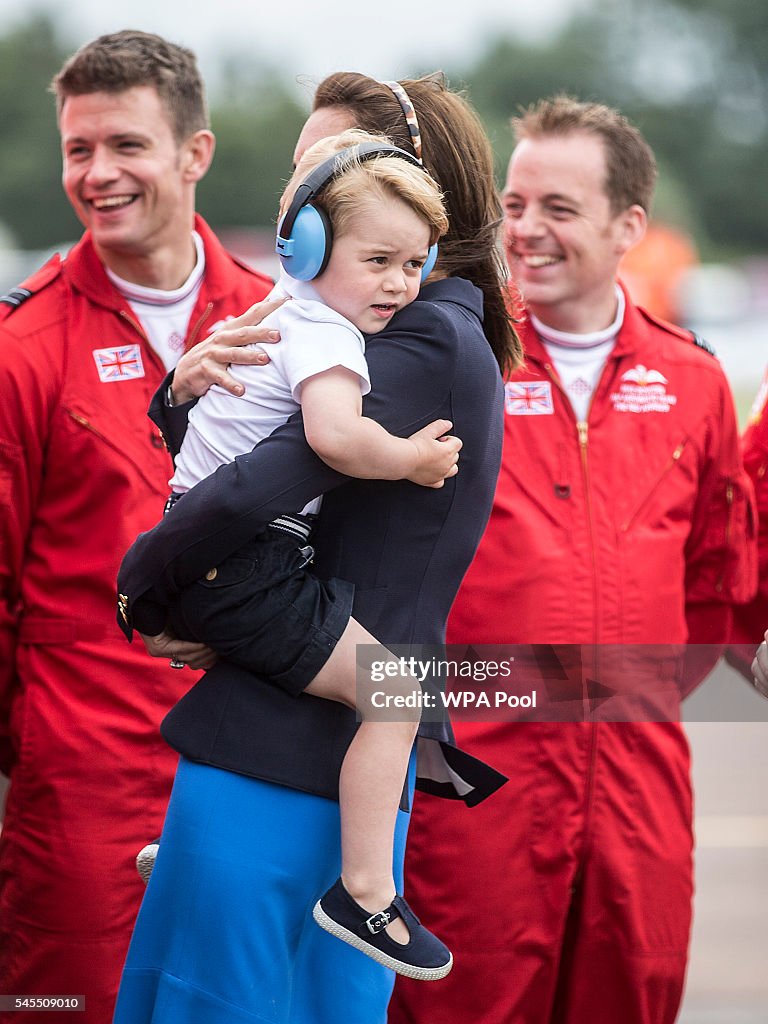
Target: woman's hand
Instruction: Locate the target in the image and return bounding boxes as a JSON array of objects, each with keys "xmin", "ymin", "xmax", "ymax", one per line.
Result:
[
  {"xmin": 171, "ymin": 296, "xmax": 287, "ymax": 405},
  {"xmin": 139, "ymin": 629, "xmax": 218, "ymax": 671}
]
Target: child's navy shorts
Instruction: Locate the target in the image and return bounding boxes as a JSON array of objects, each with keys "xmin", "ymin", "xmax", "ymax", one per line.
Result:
[{"xmin": 167, "ymin": 514, "xmax": 354, "ymax": 697}]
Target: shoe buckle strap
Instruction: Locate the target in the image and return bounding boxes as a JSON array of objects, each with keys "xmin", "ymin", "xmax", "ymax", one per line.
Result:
[
  {"xmin": 392, "ymin": 894, "xmax": 420, "ymax": 926},
  {"xmin": 364, "ymin": 906, "xmax": 397, "ymax": 935}
]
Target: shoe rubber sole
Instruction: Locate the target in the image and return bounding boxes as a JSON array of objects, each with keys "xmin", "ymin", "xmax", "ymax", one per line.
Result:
[
  {"xmin": 312, "ymin": 900, "xmax": 453, "ymax": 981},
  {"xmin": 136, "ymin": 843, "xmax": 159, "ymax": 885}
]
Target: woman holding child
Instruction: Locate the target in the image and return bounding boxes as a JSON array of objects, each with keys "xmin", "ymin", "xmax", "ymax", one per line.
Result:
[{"xmin": 114, "ymin": 73, "xmax": 521, "ymax": 1024}]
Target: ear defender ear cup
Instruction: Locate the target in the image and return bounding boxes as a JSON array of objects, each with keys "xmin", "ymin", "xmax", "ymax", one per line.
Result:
[
  {"xmin": 421, "ymin": 243, "xmax": 438, "ymax": 282},
  {"xmin": 276, "ymin": 203, "xmax": 333, "ymax": 282},
  {"xmin": 276, "ymin": 142, "xmax": 435, "ymax": 283}
]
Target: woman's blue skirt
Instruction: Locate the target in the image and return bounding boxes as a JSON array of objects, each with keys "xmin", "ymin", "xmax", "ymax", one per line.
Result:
[{"xmin": 113, "ymin": 755, "xmax": 415, "ymax": 1023}]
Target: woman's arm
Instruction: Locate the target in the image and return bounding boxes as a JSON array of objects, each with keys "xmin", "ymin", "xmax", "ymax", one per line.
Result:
[
  {"xmin": 117, "ymin": 412, "xmax": 341, "ymax": 635},
  {"xmin": 117, "ymin": 299, "xmax": 461, "ymax": 634}
]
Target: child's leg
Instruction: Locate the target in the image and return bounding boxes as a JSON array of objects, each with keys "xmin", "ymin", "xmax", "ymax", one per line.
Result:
[{"xmin": 305, "ymin": 618, "xmax": 420, "ymax": 944}]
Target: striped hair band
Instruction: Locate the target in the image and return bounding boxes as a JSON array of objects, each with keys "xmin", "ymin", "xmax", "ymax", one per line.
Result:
[{"xmin": 381, "ymin": 80, "xmax": 423, "ymax": 165}]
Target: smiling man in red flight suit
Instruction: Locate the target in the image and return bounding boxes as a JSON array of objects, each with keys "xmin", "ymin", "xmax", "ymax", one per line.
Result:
[
  {"xmin": 0, "ymin": 31, "xmax": 273, "ymax": 1023},
  {"xmin": 390, "ymin": 97, "xmax": 756, "ymax": 1024}
]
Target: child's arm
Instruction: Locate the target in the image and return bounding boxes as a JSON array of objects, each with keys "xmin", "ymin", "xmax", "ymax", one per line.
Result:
[{"xmin": 301, "ymin": 366, "xmax": 461, "ymax": 488}]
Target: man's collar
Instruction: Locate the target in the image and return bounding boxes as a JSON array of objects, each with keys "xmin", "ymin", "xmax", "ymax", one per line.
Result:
[{"xmin": 519, "ymin": 280, "xmax": 643, "ymax": 365}]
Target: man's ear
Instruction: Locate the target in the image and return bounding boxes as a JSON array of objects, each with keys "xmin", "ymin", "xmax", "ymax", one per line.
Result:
[
  {"xmin": 181, "ymin": 129, "xmax": 216, "ymax": 183},
  {"xmin": 616, "ymin": 204, "xmax": 647, "ymax": 256}
]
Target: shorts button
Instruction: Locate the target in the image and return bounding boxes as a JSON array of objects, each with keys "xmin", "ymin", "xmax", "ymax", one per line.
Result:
[{"xmin": 205, "ymin": 568, "xmax": 218, "ymax": 581}]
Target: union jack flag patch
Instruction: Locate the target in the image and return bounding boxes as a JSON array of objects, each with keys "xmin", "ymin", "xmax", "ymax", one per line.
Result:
[
  {"xmin": 505, "ymin": 380, "xmax": 554, "ymax": 415},
  {"xmin": 92, "ymin": 344, "xmax": 145, "ymax": 382}
]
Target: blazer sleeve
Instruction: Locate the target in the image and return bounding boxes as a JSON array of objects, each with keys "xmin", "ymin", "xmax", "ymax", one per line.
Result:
[
  {"xmin": 148, "ymin": 372, "xmax": 199, "ymax": 460},
  {"xmin": 117, "ymin": 302, "xmax": 460, "ymax": 636}
]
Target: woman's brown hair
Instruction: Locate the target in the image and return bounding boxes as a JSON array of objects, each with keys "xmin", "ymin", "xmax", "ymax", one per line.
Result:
[{"xmin": 313, "ymin": 72, "xmax": 522, "ymax": 375}]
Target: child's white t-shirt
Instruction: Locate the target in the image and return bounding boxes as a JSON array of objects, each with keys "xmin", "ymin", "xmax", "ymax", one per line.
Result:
[{"xmin": 170, "ymin": 274, "xmax": 371, "ymax": 513}]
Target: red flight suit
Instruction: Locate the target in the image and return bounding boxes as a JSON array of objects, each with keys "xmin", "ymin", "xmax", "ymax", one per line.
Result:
[
  {"xmin": 729, "ymin": 367, "xmax": 768, "ymax": 676},
  {"xmin": 0, "ymin": 218, "xmax": 271, "ymax": 1023},
  {"xmin": 390, "ymin": 286, "xmax": 756, "ymax": 1024}
]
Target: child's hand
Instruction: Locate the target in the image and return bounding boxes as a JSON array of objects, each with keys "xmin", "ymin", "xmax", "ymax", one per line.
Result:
[{"xmin": 406, "ymin": 420, "xmax": 462, "ymax": 488}]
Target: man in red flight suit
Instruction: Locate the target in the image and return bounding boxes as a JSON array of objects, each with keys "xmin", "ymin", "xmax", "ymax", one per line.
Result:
[
  {"xmin": 0, "ymin": 31, "xmax": 272, "ymax": 1023},
  {"xmin": 390, "ymin": 98, "xmax": 756, "ymax": 1024}
]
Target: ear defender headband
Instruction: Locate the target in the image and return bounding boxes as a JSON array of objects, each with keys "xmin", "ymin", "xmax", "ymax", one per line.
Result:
[{"xmin": 276, "ymin": 140, "xmax": 439, "ymax": 283}]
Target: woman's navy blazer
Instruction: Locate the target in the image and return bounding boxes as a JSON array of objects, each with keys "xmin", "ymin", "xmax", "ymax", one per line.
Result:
[{"xmin": 117, "ymin": 278, "xmax": 507, "ymax": 805}]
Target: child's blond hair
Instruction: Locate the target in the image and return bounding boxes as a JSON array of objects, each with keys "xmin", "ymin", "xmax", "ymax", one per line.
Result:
[{"xmin": 281, "ymin": 129, "xmax": 448, "ymax": 247}]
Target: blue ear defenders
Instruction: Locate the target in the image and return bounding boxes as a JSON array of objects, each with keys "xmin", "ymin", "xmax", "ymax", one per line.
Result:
[{"xmin": 276, "ymin": 141, "xmax": 439, "ymax": 283}]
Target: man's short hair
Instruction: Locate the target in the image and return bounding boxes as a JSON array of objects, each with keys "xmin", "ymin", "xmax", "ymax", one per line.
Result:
[
  {"xmin": 52, "ymin": 29, "xmax": 209, "ymax": 143},
  {"xmin": 511, "ymin": 95, "xmax": 657, "ymax": 214}
]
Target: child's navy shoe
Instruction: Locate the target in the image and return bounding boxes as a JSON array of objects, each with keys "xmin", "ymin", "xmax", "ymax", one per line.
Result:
[
  {"xmin": 313, "ymin": 877, "xmax": 453, "ymax": 981},
  {"xmin": 135, "ymin": 839, "xmax": 160, "ymax": 885}
]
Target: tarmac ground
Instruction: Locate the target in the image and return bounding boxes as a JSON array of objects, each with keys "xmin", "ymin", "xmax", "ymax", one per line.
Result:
[{"xmin": 680, "ymin": 660, "xmax": 768, "ymax": 1022}]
